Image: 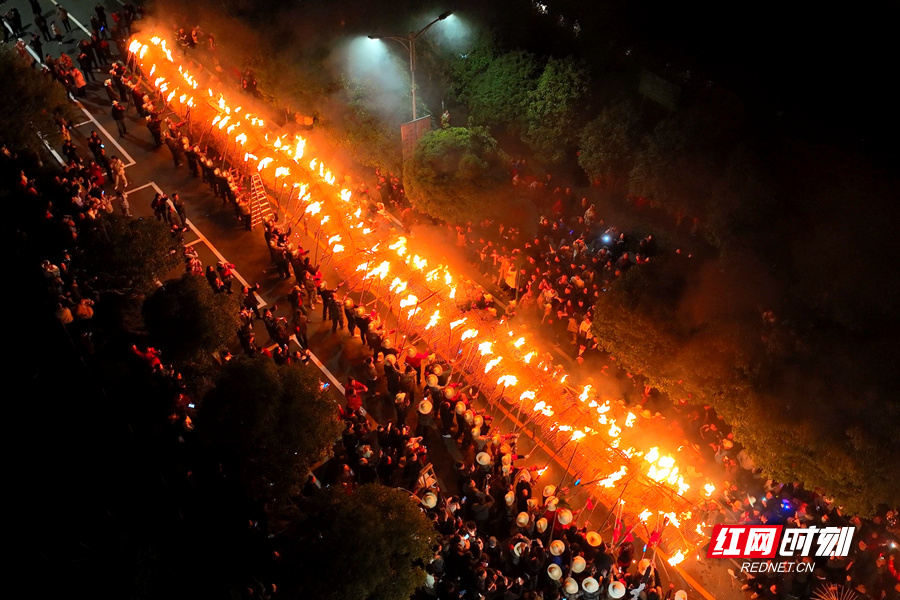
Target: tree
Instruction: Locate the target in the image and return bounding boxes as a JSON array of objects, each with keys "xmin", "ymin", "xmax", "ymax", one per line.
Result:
[
  {"xmin": 578, "ymin": 101, "xmax": 641, "ymax": 188},
  {"xmin": 404, "ymin": 126, "xmax": 511, "ymax": 223},
  {"xmin": 198, "ymin": 358, "xmax": 341, "ymax": 506},
  {"xmin": 522, "ymin": 57, "xmax": 590, "ymax": 163},
  {"xmin": 142, "ymin": 274, "xmax": 240, "ymax": 366},
  {"xmin": 78, "ymin": 215, "xmax": 181, "ymax": 296},
  {"xmin": 280, "ymin": 485, "xmax": 437, "ymax": 600},
  {"xmin": 466, "ymin": 51, "xmax": 542, "ymax": 136},
  {"xmin": 0, "ymin": 46, "xmax": 76, "ymax": 156}
]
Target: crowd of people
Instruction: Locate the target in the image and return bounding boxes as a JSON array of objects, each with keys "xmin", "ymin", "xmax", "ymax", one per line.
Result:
[{"xmin": 6, "ymin": 7, "xmax": 898, "ymax": 600}]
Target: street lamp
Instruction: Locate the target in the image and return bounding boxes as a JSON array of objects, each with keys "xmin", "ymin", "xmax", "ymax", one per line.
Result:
[{"xmin": 369, "ymin": 11, "xmax": 453, "ymax": 120}]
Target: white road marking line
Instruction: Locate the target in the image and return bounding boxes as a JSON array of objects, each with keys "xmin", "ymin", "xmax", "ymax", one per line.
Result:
[
  {"xmin": 142, "ymin": 182, "xmax": 267, "ymax": 309},
  {"xmin": 289, "ymin": 335, "xmax": 346, "ymax": 394},
  {"xmin": 42, "ymin": 137, "xmax": 66, "ymax": 166},
  {"xmin": 127, "ymin": 182, "xmax": 155, "ymax": 194},
  {"xmin": 182, "ymin": 237, "xmax": 201, "ymax": 247},
  {"xmin": 75, "ymin": 101, "xmax": 136, "ymax": 167},
  {"xmin": 49, "ymin": 0, "xmax": 93, "ymax": 37},
  {"xmin": 73, "ymin": 120, "xmax": 92, "ymax": 127}
]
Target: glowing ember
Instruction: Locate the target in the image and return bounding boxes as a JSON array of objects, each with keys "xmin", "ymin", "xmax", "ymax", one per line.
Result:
[
  {"xmin": 461, "ymin": 329, "xmax": 478, "ymax": 341},
  {"xmin": 449, "ymin": 318, "xmax": 467, "ymax": 330},
  {"xmin": 309, "ymin": 158, "xmax": 317, "ymax": 170},
  {"xmin": 332, "ymin": 245, "xmax": 344, "ymax": 253},
  {"xmin": 449, "ymin": 286, "xmax": 457, "ymax": 298},
  {"xmin": 639, "ymin": 509, "xmax": 653, "ymax": 522},
  {"xmin": 304, "ymin": 201, "xmax": 321, "ymax": 216},
  {"xmin": 484, "ymin": 357, "xmax": 502, "ymax": 373},
  {"xmin": 293, "ymin": 137, "xmax": 305, "ymax": 161},
  {"xmin": 399, "ymin": 295, "xmax": 418, "ymax": 309},
  {"xmin": 129, "ymin": 40, "xmax": 141, "ymax": 53},
  {"xmin": 579, "ymin": 385, "xmax": 593, "ymax": 402},
  {"xmin": 257, "ymin": 157, "xmax": 273, "ymax": 171},
  {"xmin": 274, "ymin": 167, "xmax": 290, "ymax": 178},
  {"xmin": 560, "ymin": 374, "xmax": 568, "ymax": 384},
  {"xmin": 644, "ymin": 447, "xmax": 660, "ymax": 464},
  {"xmin": 519, "ymin": 391, "xmax": 536, "ymax": 401},
  {"xmin": 407, "ymin": 307, "xmax": 421, "ymax": 319},
  {"xmin": 328, "ymin": 235, "xmax": 342, "ymax": 246},
  {"xmin": 478, "ymin": 342, "xmax": 494, "ymax": 356},
  {"xmin": 497, "ymin": 375, "xmax": 518, "ymax": 388},
  {"xmin": 389, "ymin": 237, "xmax": 407, "ymax": 256},
  {"xmin": 523, "ymin": 351, "xmax": 536, "ymax": 364},
  {"xmin": 412, "ymin": 255, "xmax": 427, "ymax": 270},
  {"xmin": 179, "ymin": 94, "xmax": 187, "ymax": 104},
  {"xmin": 665, "ymin": 512, "xmax": 680, "ymax": 528},
  {"xmin": 571, "ymin": 430, "xmax": 586, "ymax": 441},
  {"xmin": 166, "ymin": 90, "xmax": 176, "ymax": 103},
  {"xmin": 667, "ymin": 551, "xmax": 685, "ymax": 566},
  {"xmin": 625, "ymin": 412, "xmax": 637, "ymax": 427},
  {"xmin": 608, "ymin": 420, "xmax": 622, "ymax": 438},
  {"xmin": 513, "ymin": 337, "xmax": 525, "ymax": 348},
  {"xmin": 425, "ymin": 310, "xmax": 441, "ymax": 330},
  {"xmin": 599, "ymin": 466, "xmax": 628, "ymax": 487},
  {"xmin": 235, "ymin": 133, "xmax": 247, "ymax": 145},
  {"xmin": 217, "ymin": 115, "xmax": 230, "ymax": 130},
  {"xmin": 704, "ymin": 483, "xmax": 716, "ymax": 497},
  {"xmin": 340, "ymin": 189, "xmax": 352, "ymax": 201},
  {"xmin": 244, "ymin": 153, "xmax": 258, "ymax": 162}
]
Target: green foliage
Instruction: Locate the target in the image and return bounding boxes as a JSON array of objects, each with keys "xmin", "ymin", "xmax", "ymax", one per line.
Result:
[
  {"xmin": 281, "ymin": 485, "xmax": 437, "ymax": 600},
  {"xmin": 522, "ymin": 57, "xmax": 591, "ymax": 163},
  {"xmin": 466, "ymin": 51, "xmax": 541, "ymax": 135},
  {"xmin": 198, "ymin": 358, "xmax": 341, "ymax": 506},
  {"xmin": 78, "ymin": 215, "xmax": 181, "ymax": 296},
  {"xmin": 578, "ymin": 101, "xmax": 641, "ymax": 188},
  {"xmin": 142, "ymin": 274, "xmax": 240, "ymax": 366},
  {"xmin": 404, "ymin": 126, "xmax": 511, "ymax": 222},
  {"xmin": 446, "ymin": 32, "xmax": 498, "ymax": 103},
  {"xmin": 0, "ymin": 46, "xmax": 76, "ymax": 155}
]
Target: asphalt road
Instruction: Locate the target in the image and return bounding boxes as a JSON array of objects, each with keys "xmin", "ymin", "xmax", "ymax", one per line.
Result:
[{"xmin": 4, "ymin": 0, "xmax": 746, "ymax": 597}]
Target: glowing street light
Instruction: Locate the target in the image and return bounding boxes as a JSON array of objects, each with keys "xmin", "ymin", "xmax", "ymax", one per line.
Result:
[{"xmin": 368, "ymin": 11, "xmax": 453, "ymax": 120}]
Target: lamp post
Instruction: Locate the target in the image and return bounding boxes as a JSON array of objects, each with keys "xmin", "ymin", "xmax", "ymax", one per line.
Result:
[{"xmin": 369, "ymin": 11, "xmax": 452, "ymax": 121}]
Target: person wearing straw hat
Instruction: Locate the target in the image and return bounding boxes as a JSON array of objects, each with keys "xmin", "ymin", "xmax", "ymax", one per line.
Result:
[
  {"xmin": 404, "ymin": 346, "xmax": 429, "ymax": 384},
  {"xmin": 608, "ymin": 580, "xmax": 626, "ymax": 599},
  {"xmin": 550, "ymin": 539, "xmax": 566, "ymax": 557},
  {"xmin": 564, "ymin": 577, "xmax": 582, "ymax": 599},
  {"xmin": 384, "ymin": 353, "xmax": 401, "ymax": 396},
  {"xmin": 421, "ymin": 491, "xmax": 438, "ymax": 509},
  {"xmin": 581, "ymin": 576, "xmax": 601, "ymax": 600},
  {"xmin": 548, "ymin": 563, "xmax": 563, "ymax": 582},
  {"xmin": 416, "ymin": 399, "xmax": 434, "ymax": 437},
  {"xmin": 438, "ymin": 399, "xmax": 454, "ymax": 438},
  {"xmin": 394, "ymin": 392, "xmax": 410, "ymax": 426},
  {"xmin": 572, "ymin": 555, "xmax": 587, "ymax": 575}
]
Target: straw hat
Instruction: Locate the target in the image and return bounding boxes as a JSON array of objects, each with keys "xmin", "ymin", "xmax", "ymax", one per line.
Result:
[
  {"xmin": 355, "ymin": 307, "xmax": 365, "ymax": 317},
  {"xmin": 608, "ymin": 582, "xmax": 626, "ymax": 599},
  {"xmin": 586, "ymin": 531, "xmax": 603, "ymax": 547},
  {"xmin": 516, "ymin": 512, "xmax": 530, "ymax": 527},
  {"xmin": 722, "ymin": 438, "xmax": 734, "ymax": 449},
  {"xmin": 501, "ymin": 464, "xmax": 511, "ymax": 476},
  {"xmin": 385, "ymin": 354, "xmax": 397, "ymax": 365},
  {"xmin": 418, "ymin": 400, "xmax": 433, "ymax": 415},
  {"xmin": 564, "ymin": 578, "xmax": 579, "ymax": 594},
  {"xmin": 382, "ymin": 337, "xmax": 393, "ymax": 349},
  {"xmin": 407, "ymin": 347, "xmax": 417, "ymax": 358},
  {"xmin": 444, "ymin": 387, "xmax": 457, "ymax": 399},
  {"xmin": 476, "ymin": 452, "xmax": 492, "ymax": 466},
  {"xmin": 582, "ymin": 578, "xmax": 599, "ymax": 593},
  {"xmin": 464, "ymin": 410, "xmax": 475, "ymax": 424},
  {"xmin": 471, "ymin": 427, "xmax": 481, "ymax": 439},
  {"xmin": 432, "ymin": 365, "xmax": 443, "ymax": 377},
  {"xmin": 426, "ymin": 374, "xmax": 439, "ymax": 387},
  {"xmin": 455, "ymin": 401, "xmax": 466, "ymax": 414},
  {"xmin": 675, "ymin": 591, "xmax": 687, "ymax": 600},
  {"xmin": 557, "ymin": 508, "xmax": 573, "ymax": 525},
  {"xmin": 514, "ymin": 541, "xmax": 528, "ymax": 557},
  {"xmin": 474, "ymin": 415, "xmax": 484, "ymax": 428},
  {"xmin": 422, "ymin": 492, "xmax": 437, "ymax": 508},
  {"xmin": 501, "ymin": 454, "xmax": 511, "ymax": 466},
  {"xmin": 543, "ymin": 485, "xmax": 557, "ymax": 498},
  {"xmin": 549, "ymin": 540, "xmax": 565, "ymax": 556},
  {"xmin": 572, "ymin": 556, "xmax": 586, "ymax": 573},
  {"xmin": 499, "ymin": 443, "xmax": 511, "ymax": 455},
  {"xmin": 536, "ymin": 517, "xmax": 548, "ymax": 532},
  {"xmin": 547, "ymin": 564, "xmax": 562, "ymax": 581},
  {"xmin": 527, "ymin": 498, "xmax": 538, "ymax": 511},
  {"xmin": 641, "ymin": 409, "xmax": 652, "ymax": 419},
  {"xmin": 505, "ymin": 492, "xmax": 515, "ymax": 506},
  {"xmin": 638, "ymin": 559, "xmax": 651, "ymax": 574},
  {"xmin": 545, "ymin": 496, "xmax": 559, "ymax": 511}
]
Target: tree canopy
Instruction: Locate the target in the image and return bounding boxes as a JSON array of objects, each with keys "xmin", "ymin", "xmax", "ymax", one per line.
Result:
[
  {"xmin": 78, "ymin": 215, "xmax": 182, "ymax": 296},
  {"xmin": 522, "ymin": 57, "xmax": 591, "ymax": 163},
  {"xmin": 578, "ymin": 101, "xmax": 641, "ymax": 188},
  {"xmin": 0, "ymin": 46, "xmax": 76, "ymax": 155},
  {"xmin": 279, "ymin": 485, "xmax": 437, "ymax": 600},
  {"xmin": 404, "ymin": 126, "xmax": 511, "ymax": 223},
  {"xmin": 198, "ymin": 358, "xmax": 342, "ymax": 506},
  {"xmin": 465, "ymin": 51, "xmax": 542, "ymax": 136},
  {"xmin": 143, "ymin": 274, "xmax": 240, "ymax": 366}
]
